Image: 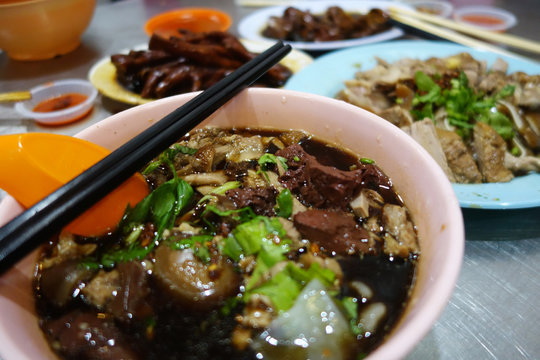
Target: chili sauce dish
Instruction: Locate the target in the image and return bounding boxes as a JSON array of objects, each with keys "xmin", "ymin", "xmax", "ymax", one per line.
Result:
[
  {"xmin": 0, "ymin": 88, "xmax": 464, "ymax": 360},
  {"xmin": 15, "ymin": 79, "xmax": 98, "ymax": 126}
]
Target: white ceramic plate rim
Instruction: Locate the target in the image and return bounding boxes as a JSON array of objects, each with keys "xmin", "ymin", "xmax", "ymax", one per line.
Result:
[
  {"xmin": 237, "ymin": 0, "xmax": 412, "ymax": 51},
  {"xmin": 284, "ymin": 40, "xmax": 540, "ymax": 209}
]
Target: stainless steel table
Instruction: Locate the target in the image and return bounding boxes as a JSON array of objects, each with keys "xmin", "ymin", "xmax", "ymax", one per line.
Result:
[{"xmin": 0, "ymin": 0, "xmax": 539, "ymax": 359}]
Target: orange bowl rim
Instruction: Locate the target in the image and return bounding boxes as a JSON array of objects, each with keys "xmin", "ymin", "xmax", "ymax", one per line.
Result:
[{"xmin": 144, "ymin": 7, "xmax": 232, "ymax": 37}]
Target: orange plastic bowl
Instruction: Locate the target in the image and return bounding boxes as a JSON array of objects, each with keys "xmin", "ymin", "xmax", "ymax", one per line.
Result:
[
  {"xmin": 144, "ymin": 7, "xmax": 232, "ymax": 38},
  {"xmin": 0, "ymin": 0, "xmax": 96, "ymax": 61}
]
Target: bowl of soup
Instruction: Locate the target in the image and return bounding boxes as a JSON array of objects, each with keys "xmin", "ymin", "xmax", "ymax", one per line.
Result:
[{"xmin": 0, "ymin": 88, "xmax": 464, "ymax": 360}]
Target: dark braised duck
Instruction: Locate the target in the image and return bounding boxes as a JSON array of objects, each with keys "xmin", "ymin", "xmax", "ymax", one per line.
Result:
[
  {"xmin": 111, "ymin": 30, "xmax": 292, "ymax": 99},
  {"xmin": 262, "ymin": 6, "xmax": 392, "ymax": 42}
]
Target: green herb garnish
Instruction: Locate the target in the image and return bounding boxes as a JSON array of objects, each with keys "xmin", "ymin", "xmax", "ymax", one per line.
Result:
[
  {"xmin": 197, "ymin": 181, "xmax": 241, "ymax": 205},
  {"xmin": 258, "ymin": 153, "xmax": 288, "ymax": 180},
  {"xmin": 411, "ymin": 71, "xmax": 515, "ymax": 140},
  {"xmin": 82, "ymin": 177, "xmax": 194, "ymax": 269},
  {"xmin": 143, "ymin": 144, "xmax": 197, "ymax": 175}
]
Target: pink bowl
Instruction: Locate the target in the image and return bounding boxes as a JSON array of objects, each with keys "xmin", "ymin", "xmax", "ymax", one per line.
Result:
[{"xmin": 0, "ymin": 88, "xmax": 464, "ymax": 360}]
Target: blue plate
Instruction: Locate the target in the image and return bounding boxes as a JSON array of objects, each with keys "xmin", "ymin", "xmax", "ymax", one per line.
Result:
[{"xmin": 284, "ymin": 40, "xmax": 540, "ymax": 209}]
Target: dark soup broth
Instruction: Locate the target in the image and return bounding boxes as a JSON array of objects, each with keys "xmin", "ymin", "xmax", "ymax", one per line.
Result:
[{"xmin": 34, "ymin": 127, "xmax": 419, "ymax": 360}]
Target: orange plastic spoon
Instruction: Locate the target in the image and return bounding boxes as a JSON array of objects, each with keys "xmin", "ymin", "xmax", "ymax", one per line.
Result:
[{"xmin": 0, "ymin": 133, "xmax": 149, "ymax": 237}]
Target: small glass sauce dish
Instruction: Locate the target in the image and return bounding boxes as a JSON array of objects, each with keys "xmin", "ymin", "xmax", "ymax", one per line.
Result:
[
  {"xmin": 453, "ymin": 5, "xmax": 517, "ymax": 32},
  {"xmin": 15, "ymin": 79, "xmax": 97, "ymax": 126},
  {"xmin": 412, "ymin": 1, "xmax": 454, "ymax": 18}
]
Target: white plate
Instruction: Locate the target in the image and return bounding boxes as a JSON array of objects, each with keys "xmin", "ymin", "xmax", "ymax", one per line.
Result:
[
  {"xmin": 88, "ymin": 40, "xmax": 313, "ymax": 106},
  {"xmin": 237, "ymin": 0, "xmax": 411, "ymax": 51},
  {"xmin": 284, "ymin": 40, "xmax": 540, "ymax": 209}
]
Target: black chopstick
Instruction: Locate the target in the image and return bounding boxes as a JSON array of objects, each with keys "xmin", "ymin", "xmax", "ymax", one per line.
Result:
[{"xmin": 0, "ymin": 41, "xmax": 292, "ymax": 274}]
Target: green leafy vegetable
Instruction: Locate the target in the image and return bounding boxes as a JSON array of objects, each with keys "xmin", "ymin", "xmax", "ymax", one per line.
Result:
[
  {"xmin": 257, "ymin": 153, "xmax": 288, "ymax": 180},
  {"xmin": 226, "ymin": 215, "xmax": 289, "ymax": 259},
  {"xmin": 122, "ymin": 177, "xmax": 193, "ymax": 237},
  {"xmin": 82, "ymin": 177, "xmax": 194, "ymax": 269},
  {"xmin": 203, "ymin": 204, "xmax": 256, "ymax": 223},
  {"xmin": 275, "ymin": 188, "xmax": 293, "ymax": 218},
  {"xmin": 197, "ymin": 181, "xmax": 241, "ymax": 205},
  {"xmin": 248, "ymin": 262, "xmax": 336, "ymax": 312},
  {"xmin": 142, "ymin": 144, "xmax": 197, "ymax": 175},
  {"xmin": 219, "ymin": 215, "xmax": 292, "ymax": 290}
]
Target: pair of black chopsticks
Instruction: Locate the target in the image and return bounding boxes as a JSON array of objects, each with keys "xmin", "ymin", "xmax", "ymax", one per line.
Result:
[{"xmin": 0, "ymin": 41, "xmax": 292, "ymax": 275}]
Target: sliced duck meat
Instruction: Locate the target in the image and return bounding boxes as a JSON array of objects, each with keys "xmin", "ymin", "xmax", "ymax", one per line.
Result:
[
  {"xmin": 407, "ymin": 119, "xmax": 456, "ymax": 182},
  {"xmin": 435, "ymin": 128, "xmax": 482, "ymax": 183},
  {"xmin": 293, "ymin": 209, "xmax": 371, "ymax": 255},
  {"xmin": 379, "ymin": 105, "xmax": 414, "ymax": 128},
  {"xmin": 473, "ymin": 122, "xmax": 514, "ymax": 182}
]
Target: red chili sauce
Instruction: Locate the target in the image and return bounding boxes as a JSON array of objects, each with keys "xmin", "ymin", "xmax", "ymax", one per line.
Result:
[
  {"xmin": 33, "ymin": 93, "xmax": 87, "ymax": 113},
  {"xmin": 461, "ymin": 14, "xmax": 505, "ymax": 26}
]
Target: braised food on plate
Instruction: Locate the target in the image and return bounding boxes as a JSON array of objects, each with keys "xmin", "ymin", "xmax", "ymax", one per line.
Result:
[
  {"xmin": 110, "ymin": 31, "xmax": 292, "ymax": 99},
  {"xmin": 338, "ymin": 53, "xmax": 540, "ymax": 183},
  {"xmin": 262, "ymin": 6, "xmax": 391, "ymax": 42},
  {"xmin": 34, "ymin": 127, "xmax": 419, "ymax": 360}
]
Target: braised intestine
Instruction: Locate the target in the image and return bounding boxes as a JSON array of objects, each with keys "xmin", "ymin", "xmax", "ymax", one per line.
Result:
[
  {"xmin": 262, "ymin": 6, "xmax": 391, "ymax": 42},
  {"xmin": 111, "ymin": 31, "xmax": 292, "ymax": 99}
]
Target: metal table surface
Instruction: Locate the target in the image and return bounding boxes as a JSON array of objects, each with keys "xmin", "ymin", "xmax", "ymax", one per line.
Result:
[{"xmin": 0, "ymin": 0, "xmax": 539, "ymax": 359}]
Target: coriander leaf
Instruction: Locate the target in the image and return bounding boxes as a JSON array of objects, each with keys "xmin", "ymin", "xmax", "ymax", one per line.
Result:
[
  {"xmin": 414, "ymin": 71, "xmax": 437, "ymax": 92},
  {"xmin": 258, "ymin": 153, "xmax": 288, "ymax": 181},
  {"xmin": 495, "ymin": 84, "xmax": 515, "ymax": 100},
  {"xmin": 258, "ymin": 153, "xmax": 288, "ymax": 171}
]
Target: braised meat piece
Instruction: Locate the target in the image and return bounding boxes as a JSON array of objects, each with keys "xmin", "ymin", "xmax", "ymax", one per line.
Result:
[
  {"xmin": 42, "ymin": 311, "xmax": 138, "ymax": 360},
  {"xmin": 226, "ymin": 187, "xmax": 278, "ymax": 217},
  {"xmin": 436, "ymin": 128, "xmax": 482, "ymax": 183},
  {"xmin": 473, "ymin": 122, "xmax": 514, "ymax": 182},
  {"xmin": 294, "ymin": 209, "xmax": 370, "ymax": 255},
  {"xmin": 262, "ymin": 6, "xmax": 391, "ymax": 42},
  {"xmin": 111, "ymin": 31, "xmax": 292, "ymax": 99},
  {"xmin": 276, "ymin": 144, "xmax": 393, "ymax": 210},
  {"xmin": 404, "ymin": 119, "xmax": 456, "ymax": 182}
]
